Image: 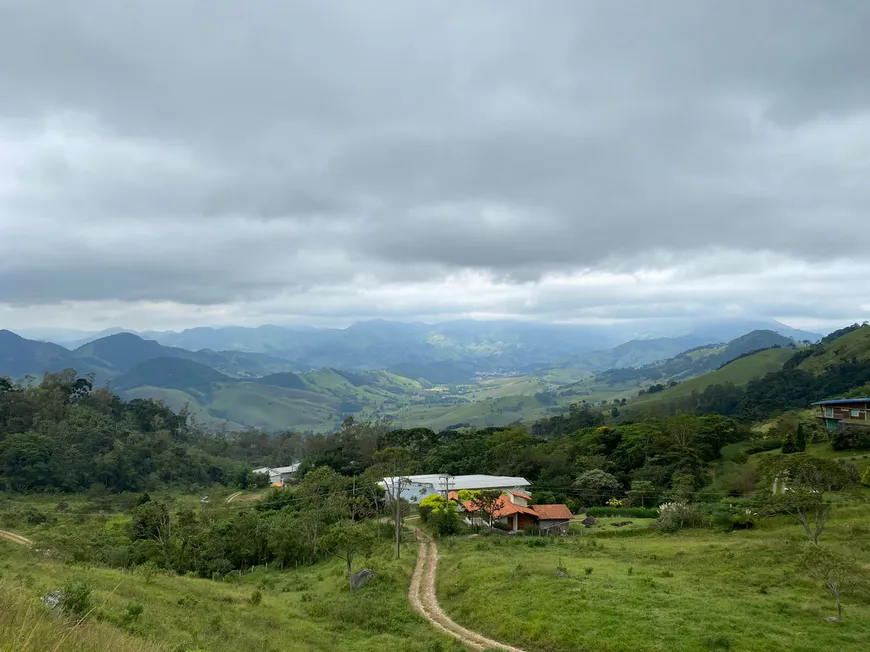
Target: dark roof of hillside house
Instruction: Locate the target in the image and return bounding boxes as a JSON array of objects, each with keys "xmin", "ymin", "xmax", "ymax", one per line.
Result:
[{"xmin": 812, "ymin": 398, "xmax": 870, "ymax": 405}]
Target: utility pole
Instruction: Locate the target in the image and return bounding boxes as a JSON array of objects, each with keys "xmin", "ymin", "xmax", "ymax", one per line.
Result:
[{"xmin": 439, "ymin": 473, "xmax": 453, "ymax": 500}]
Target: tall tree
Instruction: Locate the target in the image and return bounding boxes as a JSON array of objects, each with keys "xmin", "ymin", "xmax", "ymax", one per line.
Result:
[
  {"xmin": 801, "ymin": 545, "xmax": 857, "ymax": 621},
  {"xmin": 370, "ymin": 447, "xmax": 415, "ymax": 559},
  {"xmin": 322, "ymin": 520, "xmax": 374, "ymax": 592},
  {"xmin": 758, "ymin": 454, "xmax": 852, "ymax": 544},
  {"xmin": 295, "ymin": 466, "xmax": 349, "ymax": 561},
  {"xmin": 794, "ymin": 423, "xmax": 807, "ymax": 452}
]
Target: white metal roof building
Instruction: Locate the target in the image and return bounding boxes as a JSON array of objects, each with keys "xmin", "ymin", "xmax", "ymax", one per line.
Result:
[
  {"xmin": 379, "ymin": 474, "xmax": 530, "ymax": 504},
  {"xmin": 252, "ymin": 464, "xmax": 300, "ymax": 484}
]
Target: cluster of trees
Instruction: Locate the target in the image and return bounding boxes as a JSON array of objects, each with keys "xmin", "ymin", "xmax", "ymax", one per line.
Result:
[
  {"xmin": 122, "ymin": 466, "xmax": 385, "ymax": 589},
  {"xmin": 299, "ymin": 406, "xmax": 752, "ymax": 509},
  {"xmin": 0, "ymin": 371, "xmax": 253, "ymax": 492}
]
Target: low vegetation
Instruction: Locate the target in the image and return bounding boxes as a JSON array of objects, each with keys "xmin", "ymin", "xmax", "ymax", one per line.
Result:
[{"xmin": 437, "ymin": 502, "xmax": 870, "ymax": 652}]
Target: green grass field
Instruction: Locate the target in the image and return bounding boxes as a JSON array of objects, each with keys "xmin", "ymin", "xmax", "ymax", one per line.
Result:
[
  {"xmin": 437, "ymin": 504, "xmax": 870, "ymax": 652},
  {"xmin": 0, "ymin": 535, "xmax": 459, "ymax": 652}
]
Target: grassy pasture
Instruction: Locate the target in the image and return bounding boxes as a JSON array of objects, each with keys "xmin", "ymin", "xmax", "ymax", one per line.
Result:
[
  {"xmin": 0, "ymin": 536, "xmax": 458, "ymax": 652},
  {"xmin": 438, "ymin": 504, "xmax": 870, "ymax": 652}
]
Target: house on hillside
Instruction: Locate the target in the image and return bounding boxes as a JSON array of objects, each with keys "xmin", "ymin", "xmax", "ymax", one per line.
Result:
[
  {"xmin": 253, "ymin": 464, "xmax": 300, "ymax": 486},
  {"xmin": 812, "ymin": 398, "xmax": 870, "ymax": 432},
  {"xmin": 379, "ymin": 474, "xmax": 530, "ymax": 504},
  {"xmin": 531, "ymin": 503, "xmax": 574, "ymax": 534},
  {"xmin": 459, "ymin": 489, "xmax": 573, "ymax": 533}
]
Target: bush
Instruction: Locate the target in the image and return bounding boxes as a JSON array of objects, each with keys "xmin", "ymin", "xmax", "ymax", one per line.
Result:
[
  {"xmin": 743, "ymin": 439, "xmax": 783, "ymax": 455},
  {"xmin": 704, "ymin": 503, "xmax": 758, "ymax": 531},
  {"xmin": 862, "ymin": 466, "xmax": 870, "ymax": 487},
  {"xmin": 832, "ymin": 423, "xmax": 870, "ymax": 451},
  {"xmin": 124, "ymin": 603, "xmax": 143, "ymax": 622},
  {"xmin": 656, "ymin": 502, "xmax": 701, "ymax": 532},
  {"xmin": 586, "ymin": 506, "xmax": 659, "ymax": 518},
  {"xmin": 249, "ymin": 589, "xmax": 263, "ymax": 606},
  {"xmin": 60, "ymin": 581, "xmax": 93, "ymax": 619}
]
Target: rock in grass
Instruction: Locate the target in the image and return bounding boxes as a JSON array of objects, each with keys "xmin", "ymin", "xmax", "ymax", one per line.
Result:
[
  {"xmin": 41, "ymin": 591, "xmax": 64, "ymax": 610},
  {"xmin": 351, "ymin": 569, "xmax": 375, "ymax": 591}
]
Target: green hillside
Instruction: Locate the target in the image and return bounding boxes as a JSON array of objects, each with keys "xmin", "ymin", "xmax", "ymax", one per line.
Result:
[
  {"xmin": 115, "ymin": 361, "xmax": 432, "ymax": 432},
  {"xmin": 624, "ymin": 347, "xmax": 797, "ymax": 415},
  {"xmin": 114, "ymin": 357, "xmax": 232, "ymax": 391},
  {"xmin": 620, "ymin": 325, "xmax": 870, "ymax": 421},
  {"xmin": 795, "ymin": 324, "xmax": 870, "ymax": 374},
  {"xmin": 593, "ymin": 330, "xmax": 794, "ymax": 387}
]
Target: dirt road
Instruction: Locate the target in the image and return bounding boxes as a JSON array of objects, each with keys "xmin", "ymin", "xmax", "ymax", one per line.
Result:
[
  {"xmin": 409, "ymin": 537, "xmax": 526, "ymax": 651},
  {"xmin": 0, "ymin": 530, "xmax": 33, "ymax": 547}
]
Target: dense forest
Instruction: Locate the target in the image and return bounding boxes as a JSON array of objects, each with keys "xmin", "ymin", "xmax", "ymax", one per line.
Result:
[{"xmin": 0, "ymin": 370, "xmax": 286, "ymax": 492}]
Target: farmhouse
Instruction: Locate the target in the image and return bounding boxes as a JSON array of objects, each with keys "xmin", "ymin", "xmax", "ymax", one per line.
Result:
[
  {"xmin": 812, "ymin": 398, "xmax": 870, "ymax": 432},
  {"xmin": 458, "ymin": 489, "xmax": 573, "ymax": 533},
  {"xmin": 379, "ymin": 474, "xmax": 530, "ymax": 504},
  {"xmin": 252, "ymin": 463, "xmax": 300, "ymax": 486}
]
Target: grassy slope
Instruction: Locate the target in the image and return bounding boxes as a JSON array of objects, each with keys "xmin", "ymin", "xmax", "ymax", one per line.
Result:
[
  {"xmin": 0, "ymin": 537, "xmax": 457, "ymax": 652},
  {"xmin": 122, "ymin": 386, "xmax": 245, "ymax": 430},
  {"xmin": 396, "ymin": 393, "xmax": 556, "ymax": 430},
  {"xmin": 625, "ymin": 347, "xmax": 796, "ymax": 412},
  {"xmin": 798, "ymin": 326, "xmax": 870, "ymax": 374},
  {"xmin": 438, "ymin": 504, "xmax": 870, "ymax": 652}
]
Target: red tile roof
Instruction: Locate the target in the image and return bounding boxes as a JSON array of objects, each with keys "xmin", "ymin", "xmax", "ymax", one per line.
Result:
[
  {"xmin": 509, "ymin": 490, "xmax": 531, "ymax": 500},
  {"xmin": 532, "ymin": 504, "xmax": 573, "ymax": 520},
  {"xmin": 463, "ymin": 494, "xmax": 537, "ymax": 518},
  {"xmin": 447, "ymin": 491, "xmax": 460, "ymax": 501}
]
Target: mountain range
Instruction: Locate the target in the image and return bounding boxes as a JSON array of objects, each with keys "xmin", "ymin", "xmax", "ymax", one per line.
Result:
[
  {"xmin": 0, "ymin": 319, "xmax": 825, "ymax": 432},
  {"xmin": 13, "ymin": 317, "xmax": 821, "ymax": 383}
]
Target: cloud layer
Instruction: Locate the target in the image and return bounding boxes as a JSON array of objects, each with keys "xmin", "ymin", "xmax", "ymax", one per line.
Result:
[{"xmin": 2, "ymin": 1, "xmax": 869, "ymax": 331}]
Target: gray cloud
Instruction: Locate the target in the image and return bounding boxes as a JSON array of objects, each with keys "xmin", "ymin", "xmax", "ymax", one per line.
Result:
[{"xmin": 1, "ymin": 0, "xmax": 869, "ymax": 328}]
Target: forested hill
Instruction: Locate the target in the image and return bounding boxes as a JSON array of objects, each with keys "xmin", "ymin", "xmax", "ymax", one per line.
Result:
[
  {"xmin": 0, "ymin": 370, "xmax": 263, "ymax": 492},
  {"xmin": 620, "ymin": 323, "xmax": 870, "ymax": 421}
]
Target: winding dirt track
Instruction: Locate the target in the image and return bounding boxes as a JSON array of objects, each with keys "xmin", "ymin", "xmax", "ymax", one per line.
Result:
[
  {"xmin": 410, "ymin": 537, "xmax": 526, "ymax": 652},
  {"xmin": 0, "ymin": 530, "xmax": 33, "ymax": 547}
]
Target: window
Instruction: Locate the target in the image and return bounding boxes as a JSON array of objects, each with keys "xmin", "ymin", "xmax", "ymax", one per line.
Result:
[
  {"xmin": 851, "ymin": 409, "xmax": 861, "ymax": 418},
  {"xmin": 825, "ymin": 407, "xmax": 834, "ymax": 418}
]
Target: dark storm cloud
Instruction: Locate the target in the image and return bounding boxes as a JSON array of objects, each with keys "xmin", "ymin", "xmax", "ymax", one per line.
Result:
[{"xmin": 1, "ymin": 0, "xmax": 869, "ymax": 323}]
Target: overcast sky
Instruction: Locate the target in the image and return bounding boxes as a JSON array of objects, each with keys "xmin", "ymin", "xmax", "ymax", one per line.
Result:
[{"xmin": 1, "ymin": 1, "xmax": 869, "ymax": 333}]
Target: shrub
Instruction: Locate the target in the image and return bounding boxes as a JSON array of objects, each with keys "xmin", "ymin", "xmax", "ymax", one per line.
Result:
[
  {"xmin": 862, "ymin": 467, "xmax": 870, "ymax": 487},
  {"xmin": 60, "ymin": 581, "xmax": 93, "ymax": 619},
  {"xmin": 744, "ymin": 439, "xmax": 783, "ymax": 455},
  {"xmin": 249, "ymin": 589, "xmax": 263, "ymax": 606},
  {"xmin": 705, "ymin": 502, "xmax": 758, "ymax": 531},
  {"xmin": 657, "ymin": 502, "xmax": 700, "ymax": 532},
  {"xmin": 832, "ymin": 423, "xmax": 870, "ymax": 451},
  {"xmin": 124, "ymin": 603, "xmax": 143, "ymax": 622}
]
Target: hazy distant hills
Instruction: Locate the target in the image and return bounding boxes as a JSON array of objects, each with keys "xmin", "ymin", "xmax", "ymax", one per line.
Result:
[
  {"xmin": 0, "ymin": 330, "xmax": 297, "ymax": 383},
  {"xmin": 0, "ymin": 318, "xmax": 823, "ymax": 432},
  {"xmin": 23, "ymin": 317, "xmax": 822, "ymax": 384},
  {"xmin": 0, "ymin": 330, "xmax": 81, "ymax": 380}
]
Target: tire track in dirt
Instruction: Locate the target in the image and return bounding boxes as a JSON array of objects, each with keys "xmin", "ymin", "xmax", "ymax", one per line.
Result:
[
  {"xmin": 0, "ymin": 530, "xmax": 33, "ymax": 547},
  {"xmin": 410, "ymin": 536, "xmax": 526, "ymax": 651}
]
